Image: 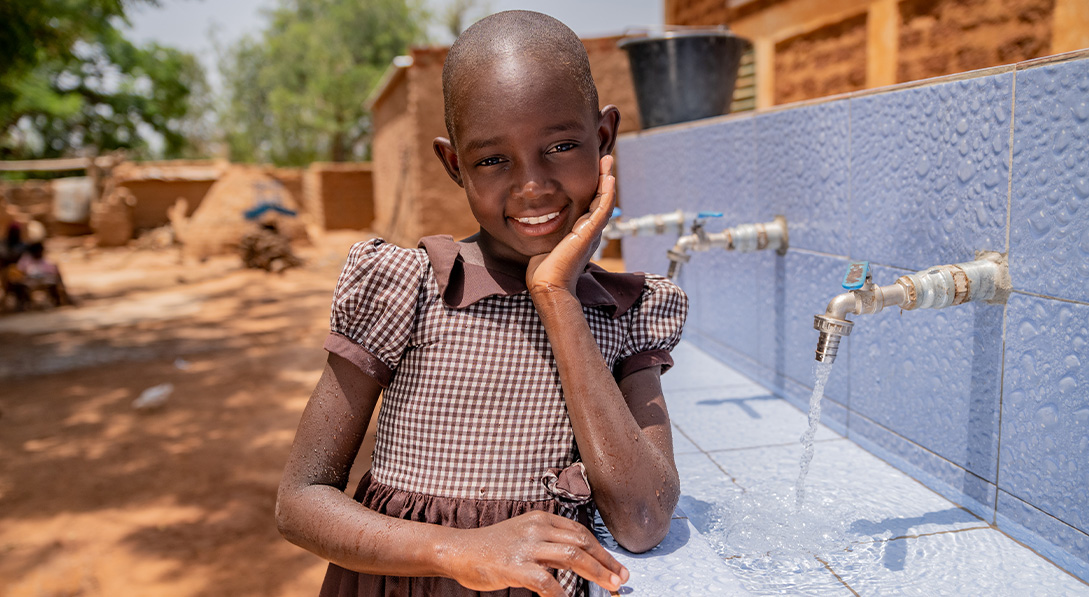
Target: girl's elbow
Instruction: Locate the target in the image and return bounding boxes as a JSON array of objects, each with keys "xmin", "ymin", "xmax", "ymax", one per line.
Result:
[
  {"xmin": 612, "ymin": 505, "xmax": 673, "ymax": 554},
  {"xmin": 274, "ymin": 486, "xmax": 304, "ymax": 544}
]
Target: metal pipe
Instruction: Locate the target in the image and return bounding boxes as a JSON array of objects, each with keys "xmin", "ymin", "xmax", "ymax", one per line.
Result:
[
  {"xmin": 667, "ymin": 215, "xmax": 789, "ymax": 279},
  {"xmin": 813, "ymin": 252, "xmax": 1010, "ymax": 363}
]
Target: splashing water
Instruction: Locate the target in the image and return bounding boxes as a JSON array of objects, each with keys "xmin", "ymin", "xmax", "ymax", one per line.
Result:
[{"xmin": 795, "ymin": 361, "xmax": 835, "ymax": 509}]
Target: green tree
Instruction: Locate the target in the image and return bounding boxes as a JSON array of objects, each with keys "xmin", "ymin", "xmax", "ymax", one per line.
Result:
[
  {"xmin": 0, "ymin": 0, "xmax": 208, "ymax": 161},
  {"xmin": 219, "ymin": 0, "xmax": 427, "ymax": 166}
]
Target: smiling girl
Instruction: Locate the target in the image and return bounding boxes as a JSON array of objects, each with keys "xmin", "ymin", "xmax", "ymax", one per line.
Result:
[{"xmin": 275, "ymin": 11, "xmax": 688, "ymax": 597}]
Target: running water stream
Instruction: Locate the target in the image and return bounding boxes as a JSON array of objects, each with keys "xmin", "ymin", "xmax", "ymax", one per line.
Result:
[{"xmin": 795, "ymin": 361, "xmax": 835, "ymax": 509}]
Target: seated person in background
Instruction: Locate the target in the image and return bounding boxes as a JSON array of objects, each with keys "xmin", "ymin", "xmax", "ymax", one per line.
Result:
[{"xmin": 10, "ymin": 242, "xmax": 73, "ymax": 309}]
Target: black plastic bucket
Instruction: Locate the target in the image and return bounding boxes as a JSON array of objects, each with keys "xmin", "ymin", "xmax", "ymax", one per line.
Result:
[{"xmin": 619, "ymin": 28, "xmax": 751, "ymax": 128}]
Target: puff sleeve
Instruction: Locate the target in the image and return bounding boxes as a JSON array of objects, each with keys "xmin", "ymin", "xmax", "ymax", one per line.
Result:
[
  {"xmin": 613, "ymin": 274, "xmax": 689, "ymax": 380},
  {"xmin": 323, "ymin": 239, "xmax": 428, "ymax": 387}
]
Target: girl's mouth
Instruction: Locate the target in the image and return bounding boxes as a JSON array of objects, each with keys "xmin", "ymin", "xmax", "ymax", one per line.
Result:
[{"xmin": 509, "ymin": 206, "xmax": 567, "ymax": 237}]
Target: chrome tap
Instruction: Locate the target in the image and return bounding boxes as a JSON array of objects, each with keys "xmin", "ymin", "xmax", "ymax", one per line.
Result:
[
  {"xmin": 602, "ymin": 209, "xmax": 723, "ymax": 240},
  {"xmin": 813, "ymin": 252, "xmax": 1011, "ymax": 363},
  {"xmin": 666, "ymin": 215, "xmax": 789, "ymax": 279}
]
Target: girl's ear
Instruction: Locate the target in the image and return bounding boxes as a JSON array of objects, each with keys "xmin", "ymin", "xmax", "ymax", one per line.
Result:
[
  {"xmin": 597, "ymin": 105, "xmax": 621, "ymax": 157},
  {"xmin": 433, "ymin": 137, "xmax": 464, "ymax": 187}
]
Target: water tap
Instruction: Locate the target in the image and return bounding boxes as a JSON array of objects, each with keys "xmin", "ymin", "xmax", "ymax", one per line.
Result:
[
  {"xmin": 813, "ymin": 252, "xmax": 1011, "ymax": 363},
  {"xmin": 666, "ymin": 215, "xmax": 789, "ymax": 279},
  {"xmin": 602, "ymin": 209, "xmax": 723, "ymax": 240}
]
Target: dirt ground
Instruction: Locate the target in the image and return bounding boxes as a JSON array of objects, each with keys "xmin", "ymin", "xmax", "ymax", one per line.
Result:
[{"xmin": 0, "ymin": 230, "xmax": 377, "ymax": 597}]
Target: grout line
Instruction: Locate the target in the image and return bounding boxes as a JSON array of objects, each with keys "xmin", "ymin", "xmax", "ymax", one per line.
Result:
[
  {"xmin": 815, "ymin": 555, "xmax": 861, "ymax": 596},
  {"xmin": 1006, "ymin": 69, "xmax": 1016, "ymax": 257},
  {"xmin": 700, "ymin": 437, "xmax": 844, "ymax": 454},
  {"xmin": 998, "ymin": 66, "xmax": 1015, "ymax": 526},
  {"xmin": 672, "ymin": 422, "xmax": 748, "ymax": 491},
  {"xmin": 1010, "ymin": 288, "xmax": 1089, "ymax": 307}
]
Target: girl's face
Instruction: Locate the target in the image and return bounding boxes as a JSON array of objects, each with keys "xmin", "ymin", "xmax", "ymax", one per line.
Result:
[{"xmin": 434, "ymin": 57, "xmax": 617, "ymax": 267}]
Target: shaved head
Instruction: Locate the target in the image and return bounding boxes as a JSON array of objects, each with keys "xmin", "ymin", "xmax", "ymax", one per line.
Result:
[{"xmin": 442, "ymin": 10, "xmax": 599, "ymax": 146}]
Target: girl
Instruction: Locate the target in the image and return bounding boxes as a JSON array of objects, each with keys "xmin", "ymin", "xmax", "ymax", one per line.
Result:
[{"xmin": 277, "ymin": 11, "xmax": 688, "ymax": 597}]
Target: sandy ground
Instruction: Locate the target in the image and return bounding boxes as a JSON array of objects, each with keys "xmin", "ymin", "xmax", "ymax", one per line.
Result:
[{"xmin": 0, "ymin": 230, "xmax": 375, "ymax": 597}]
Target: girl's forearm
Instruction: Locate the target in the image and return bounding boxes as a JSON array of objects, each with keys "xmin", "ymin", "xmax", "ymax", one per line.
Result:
[
  {"xmin": 530, "ymin": 288, "xmax": 679, "ymax": 551},
  {"xmin": 277, "ymin": 483, "xmax": 459, "ymax": 577}
]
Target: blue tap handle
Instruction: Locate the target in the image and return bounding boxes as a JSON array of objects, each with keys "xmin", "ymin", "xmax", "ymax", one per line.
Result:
[
  {"xmin": 842, "ymin": 261, "xmax": 870, "ymax": 290},
  {"xmin": 696, "ymin": 211, "xmax": 723, "ymax": 219},
  {"xmin": 611, "ymin": 207, "xmax": 622, "ymax": 219}
]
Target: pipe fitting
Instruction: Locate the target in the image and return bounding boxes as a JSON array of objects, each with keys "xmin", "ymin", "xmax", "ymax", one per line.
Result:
[
  {"xmin": 812, "ymin": 252, "xmax": 1010, "ymax": 362},
  {"xmin": 666, "ymin": 215, "xmax": 789, "ymax": 279}
]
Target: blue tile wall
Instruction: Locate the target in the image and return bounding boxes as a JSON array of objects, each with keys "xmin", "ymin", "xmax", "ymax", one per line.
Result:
[
  {"xmin": 849, "ymin": 264, "xmax": 1004, "ymax": 483},
  {"xmin": 1010, "ymin": 59, "xmax": 1089, "ymax": 303},
  {"xmin": 755, "ymin": 101, "xmax": 851, "ymax": 256},
  {"xmin": 616, "ymin": 52, "xmax": 1089, "ymax": 581},
  {"xmin": 999, "ymin": 294, "xmax": 1089, "ymax": 533},
  {"xmin": 850, "ymin": 73, "xmax": 1012, "ymax": 270}
]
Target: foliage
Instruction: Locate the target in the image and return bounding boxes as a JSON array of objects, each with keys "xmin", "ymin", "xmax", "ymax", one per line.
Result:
[
  {"xmin": 218, "ymin": 0, "xmax": 427, "ymax": 166},
  {"xmin": 440, "ymin": 0, "xmax": 489, "ymax": 41},
  {"xmin": 0, "ymin": 0, "xmax": 208, "ymax": 161}
]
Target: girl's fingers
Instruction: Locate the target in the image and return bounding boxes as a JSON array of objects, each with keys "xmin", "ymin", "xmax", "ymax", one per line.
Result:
[{"xmin": 536, "ymin": 543, "xmax": 623, "ymax": 591}]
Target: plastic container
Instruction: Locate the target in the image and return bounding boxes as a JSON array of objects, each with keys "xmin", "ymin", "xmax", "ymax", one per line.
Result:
[{"xmin": 619, "ymin": 28, "xmax": 751, "ymax": 128}]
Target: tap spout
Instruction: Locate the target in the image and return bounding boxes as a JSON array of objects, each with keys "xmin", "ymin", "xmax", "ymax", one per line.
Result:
[
  {"xmin": 667, "ymin": 215, "xmax": 789, "ymax": 279},
  {"xmin": 813, "ymin": 252, "xmax": 1010, "ymax": 363}
]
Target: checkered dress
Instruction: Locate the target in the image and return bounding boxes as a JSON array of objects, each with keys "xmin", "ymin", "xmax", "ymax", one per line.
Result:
[{"xmin": 322, "ymin": 237, "xmax": 687, "ymax": 597}]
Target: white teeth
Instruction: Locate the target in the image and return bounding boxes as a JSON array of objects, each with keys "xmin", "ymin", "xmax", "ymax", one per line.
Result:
[{"xmin": 514, "ymin": 211, "xmax": 560, "ymax": 225}]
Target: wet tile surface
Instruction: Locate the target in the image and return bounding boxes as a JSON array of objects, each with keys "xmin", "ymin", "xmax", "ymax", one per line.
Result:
[
  {"xmin": 592, "ymin": 513, "xmax": 754, "ymax": 596},
  {"xmin": 999, "ymin": 294, "xmax": 1089, "ymax": 537},
  {"xmin": 755, "ymin": 101, "xmax": 851, "ymax": 256},
  {"xmin": 1010, "ymin": 59, "xmax": 1089, "ymax": 302},
  {"xmin": 847, "ymin": 263, "xmax": 1004, "ymax": 483},
  {"xmin": 825, "ymin": 527, "xmax": 1089, "ymax": 596},
  {"xmin": 615, "ymin": 342, "xmax": 1089, "ymax": 596},
  {"xmin": 850, "ymin": 73, "xmax": 1012, "ymax": 270}
]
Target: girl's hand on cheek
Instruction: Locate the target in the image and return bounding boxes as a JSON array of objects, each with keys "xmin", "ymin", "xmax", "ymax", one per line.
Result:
[
  {"xmin": 447, "ymin": 511, "xmax": 628, "ymax": 597},
  {"xmin": 526, "ymin": 155, "xmax": 616, "ymax": 296}
]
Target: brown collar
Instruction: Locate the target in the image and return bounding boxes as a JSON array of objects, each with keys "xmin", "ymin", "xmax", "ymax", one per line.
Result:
[{"xmin": 419, "ymin": 235, "xmax": 644, "ymax": 319}]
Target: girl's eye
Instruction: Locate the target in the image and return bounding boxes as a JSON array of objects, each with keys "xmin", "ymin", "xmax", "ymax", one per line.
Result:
[
  {"xmin": 547, "ymin": 142, "xmax": 577, "ymax": 154},
  {"xmin": 476, "ymin": 156, "xmax": 504, "ymax": 167}
]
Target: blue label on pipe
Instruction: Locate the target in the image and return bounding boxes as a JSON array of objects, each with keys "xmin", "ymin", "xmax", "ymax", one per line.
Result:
[{"xmin": 842, "ymin": 261, "xmax": 869, "ymax": 289}]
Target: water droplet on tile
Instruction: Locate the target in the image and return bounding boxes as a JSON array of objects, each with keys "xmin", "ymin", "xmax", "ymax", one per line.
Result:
[
  {"xmin": 1027, "ymin": 211, "xmax": 1051, "ymax": 238},
  {"xmin": 1036, "ymin": 404, "xmax": 1059, "ymax": 428},
  {"xmin": 1058, "ymin": 376, "xmax": 1077, "ymax": 395},
  {"xmin": 1073, "ymin": 101, "xmax": 1089, "ymax": 121},
  {"xmin": 957, "ymin": 118, "xmax": 969, "ymax": 134},
  {"xmin": 1074, "ymin": 178, "xmax": 1089, "ymax": 199},
  {"xmin": 958, "ymin": 161, "xmax": 975, "ymax": 182}
]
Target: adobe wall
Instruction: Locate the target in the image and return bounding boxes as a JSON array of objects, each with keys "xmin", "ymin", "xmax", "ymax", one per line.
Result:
[
  {"xmin": 409, "ymin": 47, "xmax": 476, "ymax": 248},
  {"xmin": 117, "ymin": 179, "xmax": 216, "ymax": 230},
  {"xmin": 775, "ymin": 12, "xmax": 868, "ymax": 104},
  {"xmin": 666, "ymin": 0, "xmax": 1081, "ymax": 106},
  {"xmin": 897, "ymin": 0, "xmax": 1055, "ymax": 82},
  {"xmin": 371, "ymin": 63, "xmax": 419, "ymax": 246},
  {"xmin": 303, "ymin": 163, "xmax": 375, "ymax": 230}
]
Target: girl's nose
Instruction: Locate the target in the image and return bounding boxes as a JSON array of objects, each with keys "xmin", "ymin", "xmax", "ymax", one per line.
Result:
[{"xmin": 511, "ymin": 162, "xmax": 553, "ymax": 200}]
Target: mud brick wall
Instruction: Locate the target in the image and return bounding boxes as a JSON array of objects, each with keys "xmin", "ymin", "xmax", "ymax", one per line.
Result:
[
  {"xmin": 303, "ymin": 163, "xmax": 374, "ymax": 230},
  {"xmin": 775, "ymin": 13, "xmax": 869, "ymax": 104},
  {"xmin": 898, "ymin": 0, "xmax": 1055, "ymax": 82},
  {"xmin": 118, "ymin": 179, "xmax": 216, "ymax": 230},
  {"xmin": 666, "ymin": 0, "xmax": 730, "ymax": 27}
]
